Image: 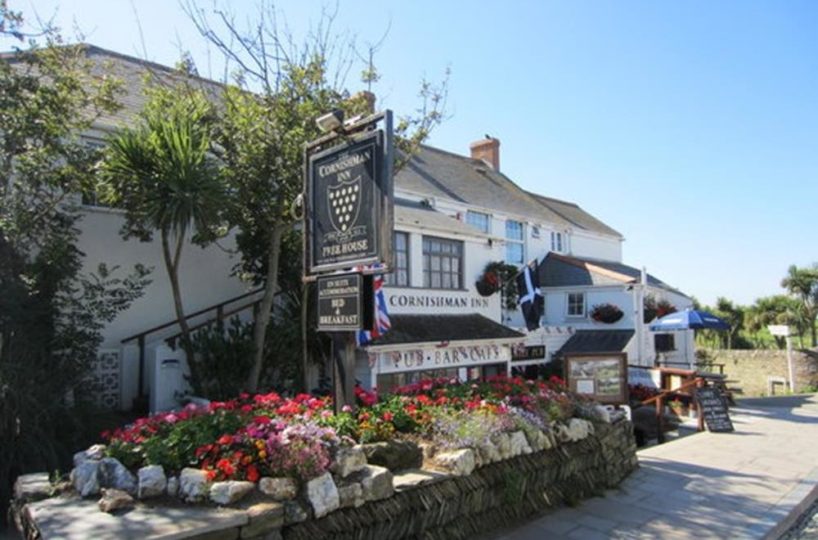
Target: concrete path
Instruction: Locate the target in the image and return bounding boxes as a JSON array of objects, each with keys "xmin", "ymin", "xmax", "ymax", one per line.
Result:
[{"xmin": 493, "ymin": 395, "xmax": 818, "ymax": 540}]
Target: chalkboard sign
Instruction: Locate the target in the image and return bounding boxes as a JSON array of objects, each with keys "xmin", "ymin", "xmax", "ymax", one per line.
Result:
[{"xmin": 695, "ymin": 387, "xmax": 734, "ymax": 432}]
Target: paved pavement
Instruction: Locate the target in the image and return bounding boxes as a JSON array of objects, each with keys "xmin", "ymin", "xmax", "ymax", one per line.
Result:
[{"xmin": 492, "ymin": 395, "xmax": 818, "ymax": 540}]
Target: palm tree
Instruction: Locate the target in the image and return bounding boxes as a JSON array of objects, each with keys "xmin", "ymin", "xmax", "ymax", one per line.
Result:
[
  {"xmin": 103, "ymin": 84, "xmax": 224, "ymax": 394},
  {"xmin": 781, "ymin": 265, "xmax": 818, "ymax": 347}
]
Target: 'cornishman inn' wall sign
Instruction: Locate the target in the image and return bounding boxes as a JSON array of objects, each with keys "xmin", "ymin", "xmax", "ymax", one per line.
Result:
[{"xmin": 306, "ymin": 129, "xmax": 393, "ymax": 274}]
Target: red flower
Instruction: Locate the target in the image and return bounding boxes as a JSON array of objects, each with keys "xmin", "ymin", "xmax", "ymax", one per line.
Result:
[
  {"xmin": 382, "ymin": 411, "xmax": 394, "ymax": 422},
  {"xmin": 217, "ymin": 458, "xmax": 235, "ymax": 476},
  {"xmin": 253, "ymin": 416, "xmax": 272, "ymax": 425},
  {"xmin": 217, "ymin": 434, "xmax": 233, "ymax": 446},
  {"xmin": 246, "ymin": 464, "xmax": 260, "ymax": 483}
]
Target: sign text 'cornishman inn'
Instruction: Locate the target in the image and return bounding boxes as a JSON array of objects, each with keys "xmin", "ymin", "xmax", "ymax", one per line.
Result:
[{"xmin": 307, "ymin": 131, "xmax": 387, "ymax": 273}]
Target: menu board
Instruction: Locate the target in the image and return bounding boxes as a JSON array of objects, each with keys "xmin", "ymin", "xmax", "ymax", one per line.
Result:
[
  {"xmin": 695, "ymin": 387, "xmax": 734, "ymax": 433},
  {"xmin": 564, "ymin": 353, "xmax": 628, "ymax": 405}
]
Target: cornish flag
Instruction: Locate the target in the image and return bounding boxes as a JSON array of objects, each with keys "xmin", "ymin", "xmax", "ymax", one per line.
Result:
[
  {"xmin": 516, "ymin": 260, "xmax": 543, "ymax": 331},
  {"xmin": 356, "ymin": 270, "xmax": 391, "ymax": 346}
]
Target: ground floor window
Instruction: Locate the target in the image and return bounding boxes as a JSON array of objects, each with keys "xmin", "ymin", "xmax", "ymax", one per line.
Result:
[
  {"xmin": 655, "ymin": 333, "xmax": 676, "ymax": 352},
  {"xmin": 376, "ymin": 368, "xmax": 459, "ymax": 393}
]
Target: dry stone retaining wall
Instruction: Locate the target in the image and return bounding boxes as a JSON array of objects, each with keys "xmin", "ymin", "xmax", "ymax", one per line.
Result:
[
  {"xmin": 12, "ymin": 420, "xmax": 636, "ymax": 540},
  {"xmin": 701, "ymin": 348, "xmax": 818, "ymax": 397},
  {"xmin": 283, "ymin": 420, "xmax": 636, "ymax": 540}
]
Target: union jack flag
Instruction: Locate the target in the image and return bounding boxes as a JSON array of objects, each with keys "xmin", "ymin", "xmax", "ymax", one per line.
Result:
[{"xmin": 356, "ymin": 270, "xmax": 391, "ymax": 346}]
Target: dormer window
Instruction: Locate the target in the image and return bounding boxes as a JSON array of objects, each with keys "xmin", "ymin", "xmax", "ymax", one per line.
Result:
[{"xmin": 466, "ymin": 210, "xmax": 490, "ymax": 234}]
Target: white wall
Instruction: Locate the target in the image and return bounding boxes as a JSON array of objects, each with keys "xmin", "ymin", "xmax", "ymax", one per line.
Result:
[
  {"xmin": 570, "ymin": 230, "xmax": 622, "ymax": 262},
  {"xmin": 387, "ymin": 225, "xmax": 502, "ymax": 321},
  {"xmin": 77, "ymin": 206, "xmax": 250, "ymax": 409},
  {"xmin": 77, "ymin": 207, "xmax": 250, "ymax": 349},
  {"xmin": 543, "ymin": 286, "xmax": 635, "ymax": 328}
]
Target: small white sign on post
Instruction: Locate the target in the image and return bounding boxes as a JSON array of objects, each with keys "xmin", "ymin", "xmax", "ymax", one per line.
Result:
[
  {"xmin": 768, "ymin": 325, "xmax": 795, "ymax": 392},
  {"xmin": 768, "ymin": 325, "xmax": 791, "ymax": 337}
]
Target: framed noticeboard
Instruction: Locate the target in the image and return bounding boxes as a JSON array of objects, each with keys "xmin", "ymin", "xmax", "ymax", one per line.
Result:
[
  {"xmin": 564, "ymin": 353, "xmax": 628, "ymax": 405},
  {"xmin": 305, "ymin": 126, "xmax": 394, "ymax": 275}
]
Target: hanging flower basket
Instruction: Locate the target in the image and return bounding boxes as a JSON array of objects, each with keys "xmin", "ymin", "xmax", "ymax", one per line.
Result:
[
  {"xmin": 643, "ymin": 296, "xmax": 677, "ymax": 323},
  {"xmin": 591, "ymin": 303, "xmax": 624, "ymax": 324},
  {"xmin": 475, "ymin": 271, "xmax": 500, "ymax": 297}
]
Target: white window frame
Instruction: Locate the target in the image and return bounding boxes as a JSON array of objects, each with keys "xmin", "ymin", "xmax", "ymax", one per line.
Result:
[
  {"xmin": 551, "ymin": 231, "xmax": 564, "ymax": 253},
  {"xmin": 505, "ymin": 219, "xmax": 525, "ymax": 266},
  {"xmin": 466, "ymin": 210, "xmax": 491, "ymax": 234},
  {"xmin": 422, "ymin": 236, "xmax": 464, "ymax": 290},
  {"xmin": 566, "ymin": 292, "xmax": 586, "ymax": 317},
  {"xmin": 385, "ymin": 231, "xmax": 410, "ymax": 287}
]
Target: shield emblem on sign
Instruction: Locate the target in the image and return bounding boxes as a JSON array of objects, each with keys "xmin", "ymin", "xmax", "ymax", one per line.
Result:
[{"xmin": 327, "ymin": 176, "xmax": 362, "ymax": 233}]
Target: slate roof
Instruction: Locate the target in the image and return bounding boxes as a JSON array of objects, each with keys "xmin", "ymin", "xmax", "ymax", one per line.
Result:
[
  {"xmin": 5, "ymin": 44, "xmax": 620, "ymax": 241},
  {"xmin": 527, "ymin": 193, "xmax": 622, "ymax": 238},
  {"xmin": 537, "ymin": 253, "xmax": 689, "ymax": 297},
  {"xmin": 1, "ymin": 44, "xmax": 228, "ymax": 133},
  {"xmin": 367, "ymin": 314, "xmax": 524, "ymax": 347},
  {"xmin": 555, "ymin": 330, "xmax": 635, "ymax": 357},
  {"xmin": 395, "ymin": 145, "xmax": 621, "ymax": 239},
  {"xmin": 394, "ymin": 199, "xmax": 489, "ymax": 239}
]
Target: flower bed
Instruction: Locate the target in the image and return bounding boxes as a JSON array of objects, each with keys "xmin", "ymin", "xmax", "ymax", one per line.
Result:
[
  {"xmin": 102, "ymin": 375, "xmax": 591, "ymax": 484},
  {"xmin": 14, "ymin": 376, "xmax": 635, "ymax": 540}
]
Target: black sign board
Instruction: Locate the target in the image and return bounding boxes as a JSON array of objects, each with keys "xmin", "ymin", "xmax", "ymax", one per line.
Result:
[
  {"xmin": 317, "ymin": 274, "xmax": 364, "ymax": 332},
  {"xmin": 307, "ymin": 129, "xmax": 392, "ymax": 274},
  {"xmin": 512, "ymin": 345, "xmax": 546, "ymax": 362},
  {"xmin": 695, "ymin": 387, "xmax": 734, "ymax": 433}
]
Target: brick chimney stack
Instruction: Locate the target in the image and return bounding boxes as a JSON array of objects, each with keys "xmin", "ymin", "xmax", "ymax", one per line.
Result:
[{"xmin": 470, "ymin": 136, "xmax": 500, "ymax": 171}]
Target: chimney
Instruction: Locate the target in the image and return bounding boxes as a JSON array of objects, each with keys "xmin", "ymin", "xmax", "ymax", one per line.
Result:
[{"xmin": 470, "ymin": 136, "xmax": 500, "ymax": 171}]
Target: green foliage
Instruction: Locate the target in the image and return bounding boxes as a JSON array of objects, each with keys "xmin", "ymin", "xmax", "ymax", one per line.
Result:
[
  {"xmin": 190, "ymin": 318, "xmax": 256, "ymax": 401},
  {"xmin": 781, "ymin": 264, "xmax": 818, "ymax": 347},
  {"xmin": 102, "ymin": 82, "xmax": 224, "ymax": 244},
  {"xmin": 187, "ymin": 3, "xmax": 448, "ymax": 392},
  {"xmin": 108, "ymin": 410, "xmax": 246, "ymax": 473},
  {"xmin": 0, "ymin": 17, "xmax": 147, "ymax": 524},
  {"xmin": 101, "ymin": 81, "xmax": 225, "ymax": 394}
]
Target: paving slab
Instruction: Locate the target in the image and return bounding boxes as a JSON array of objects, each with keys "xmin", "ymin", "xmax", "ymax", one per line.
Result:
[
  {"xmin": 24, "ymin": 495, "xmax": 248, "ymax": 540},
  {"xmin": 489, "ymin": 394, "xmax": 818, "ymax": 539}
]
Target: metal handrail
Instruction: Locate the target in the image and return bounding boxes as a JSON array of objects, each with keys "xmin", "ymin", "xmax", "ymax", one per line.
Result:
[
  {"xmin": 121, "ymin": 288, "xmax": 263, "ymax": 344},
  {"xmin": 120, "ymin": 287, "xmax": 265, "ymax": 408}
]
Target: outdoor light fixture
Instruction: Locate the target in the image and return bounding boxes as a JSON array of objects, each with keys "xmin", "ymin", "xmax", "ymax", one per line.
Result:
[{"xmin": 316, "ymin": 109, "xmax": 345, "ymax": 132}]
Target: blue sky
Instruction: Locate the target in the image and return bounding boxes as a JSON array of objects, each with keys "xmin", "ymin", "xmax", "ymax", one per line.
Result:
[{"xmin": 6, "ymin": 0, "xmax": 817, "ymax": 306}]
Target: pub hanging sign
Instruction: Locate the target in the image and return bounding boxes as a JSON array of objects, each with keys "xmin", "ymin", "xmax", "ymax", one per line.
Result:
[{"xmin": 306, "ymin": 128, "xmax": 393, "ymax": 275}]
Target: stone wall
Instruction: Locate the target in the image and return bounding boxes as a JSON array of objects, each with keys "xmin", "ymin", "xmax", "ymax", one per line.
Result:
[
  {"xmin": 701, "ymin": 348, "xmax": 818, "ymax": 397},
  {"xmin": 282, "ymin": 421, "xmax": 636, "ymax": 540},
  {"xmin": 12, "ymin": 420, "xmax": 636, "ymax": 540}
]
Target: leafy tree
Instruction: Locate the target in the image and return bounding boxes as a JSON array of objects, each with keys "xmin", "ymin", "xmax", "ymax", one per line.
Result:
[
  {"xmin": 1, "ymin": 16, "xmax": 148, "ymax": 522},
  {"xmin": 713, "ymin": 297, "xmax": 745, "ymax": 349},
  {"xmin": 781, "ymin": 264, "xmax": 818, "ymax": 347},
  {"xmin": 101, "ymin": 83, "xmax": 224, "ymax": 395},
  {"xmin": 746, "ymin": 295, "xmax": 806, "ymax": 348},
  {"xmin": 186, "ymin": 2, "xmax": 448, "ymax": 392}
]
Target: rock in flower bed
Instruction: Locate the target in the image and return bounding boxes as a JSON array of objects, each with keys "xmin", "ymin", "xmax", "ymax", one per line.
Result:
[{"xmin": 59, "ymin": 375, "xmax": 610, "ymax": 516}]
